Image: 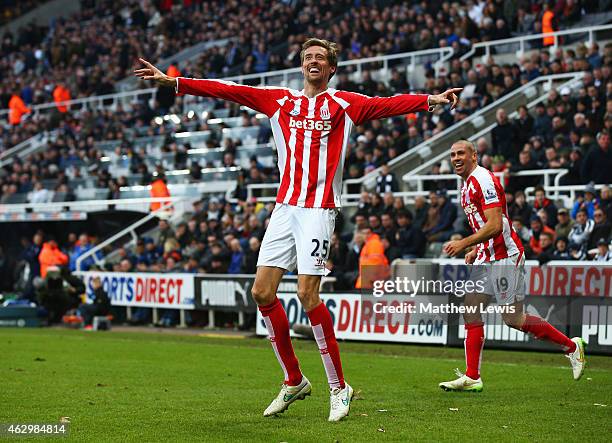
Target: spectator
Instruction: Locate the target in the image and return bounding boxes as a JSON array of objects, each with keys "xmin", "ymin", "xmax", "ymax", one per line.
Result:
[
  {"xmin": 119, "ymin": 258, "xmax": 133, "ymax": 272},
  {"xmin": 380, "ymin": 212, "xmax": 396, "ymax": 240},
  {"xmin": 509, "ymin": 190, "xmax": 533, "ymax": 226},
  {"xmin": 552, "ymin": 236, "xmax": 572, "ymax": 260},
  {"xmin": 328, "ymin": 233, "xmax": 348, "ymax": 281},
  {"xmin": 395, "ymin": 209, "xmax": 425, "ymax": 259},
  {"xmin": 533, "ymin": 186, "xmax": 558, "ymax": 228},
  {"xmin": 425, "ymin": 190, "xmax": 456, "ymax": 242},
  {"xmin": 375, "ymin": 164, "xmax": 399, "ymax": 194},
  {"xmin": 571, "ymin": 183, "xmax": 598, "ymax": 220},
  {"xmin": 568, "ymin": 209, "xmax": 595, "ymax": 258},
  {"xmin": 581, "ymin": 130, "xmax": 612, "ymax": 184},
  {"xmin": 537, "ymin": 232, "xmax": 556, "ymax": 264},
  {"xmin": 593, "ymin": 238, "xmax": 612, "ymax": 262},
  {"xmin": 228, "ymin": 239, "xmax": 244, "ymax": 274},
  {"xmin": 69, "ymin": 233, "xmax": 96, "ymax": 271},
  {"xmin": 77, "ymin": 276, "xmax": 111, "ymax": 327},
  {"xmin": 512, "ymin": 216, "xmax": 531, "ymax": 246},
  {"xmin": 508, "ymin": 150, "xmax": 539, "ymax": 192},
  {"xmin": 533, "ymin": 103, "xmax": 552, "ymax": 141},
  {"xmin": 28, "ymin": 182, "xmax": 51, "ymax": 203},
  {"xmin": 514, "ymin": 105, "xmax": 534, "ymax": 147},
  {"xmin": 529, "ymin": 215, "xmax": 555, "ymax": 256},
  {"xmin": 158, "ymin": 219, "xmax": 175, "ymax": 247},
  {"xmin": 368, "ymin": 214, "xmax": 383, "ymax": 236},
  {"xmin": 381, "ymin": 233, "xmax": 402, "ymax": 263},
  {"xmin": 555, "ymin": 208, "xmax": 574, "ymax": 239},
  {"xmin": 412, "ymin": 195, "xmax": 428, "ymax": 230},
  {"xmin": 491, "ymin": 108, "xmax": 515, "ymax": 161},
  {"xmin": 561, "ymin": 146, "xmax": 583, "ymax": 185},
  {"xmin": 588, "ymin": 209, "xmax": 611, "ymax": 250},
  {"xmin": 601, "ymin": 185, "xmax": 612, "ymax": 221}
]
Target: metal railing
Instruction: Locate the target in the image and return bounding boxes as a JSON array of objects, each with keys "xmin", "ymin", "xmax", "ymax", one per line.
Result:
[
  {"xmin": 75, "ymin": 200, "xmax": 179, "ymax": 272},
  {"xmin": 400, "ymin": 73, "xmax": 585, "ymax": 185},
  {"xmin": 229, "ymin": 169, "xmax": 568, "ymax": 207},
  {"xmin": 220, "ymin": 46, "xmax": 454, "ymax": 87},
  {"xmin": 340, "ymin": 72, "xmax": 583, "ymax": 194},
  {"xmin": 403, "ymin": 169, "xmax": 566, "ymax": 191},
  {"xmin": 0, "ymin": 197, "xmax": 188, "ymax": 214},
  {"xmin": 524, "ymin": 183, "xmax": 609, "ymax": 207},
  {"xmin": 0, "ymin": 130, "xmax": 54, "ymax": 166},
  {"xmin": 460, "ymin": 23, "xmax": 612, "ymax": 61},
  {"xmin": 0, "ymin": 88, "xmax": 157, "ymax": 119},
  {"xmin": 5, "ymin": 23, "xmax": 611, "ymax": 123}
]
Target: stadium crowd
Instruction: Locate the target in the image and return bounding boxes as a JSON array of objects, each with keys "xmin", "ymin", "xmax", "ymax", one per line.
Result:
[
  {"xmin": 3, "ymin": 36, "xmax": 609, "ymax": 205},
  {"xmin": 1, "ymin": 0, "xmax": 600, "ymax": 148}
]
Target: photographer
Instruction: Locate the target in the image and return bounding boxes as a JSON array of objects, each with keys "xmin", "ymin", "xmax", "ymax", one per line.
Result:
[{"xmin": 35, "ymin": 266, "xmax": 85, "ymax": 324}]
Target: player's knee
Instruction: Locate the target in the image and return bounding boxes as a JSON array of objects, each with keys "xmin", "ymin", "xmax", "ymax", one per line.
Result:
[
  {"xmin": 251, "ymin": 283, "xmax": 275, "ymax": 306},
  {"xmin": 296, "ymin": 289, "xmax": 320, "ymax": 312},
  {"xmin": 501, "ymin": 312, "xmax": 523, "ymax": 330},
  {"xmin": 463, "ymin": 312, "xmax": 482, "ymax": 325}
]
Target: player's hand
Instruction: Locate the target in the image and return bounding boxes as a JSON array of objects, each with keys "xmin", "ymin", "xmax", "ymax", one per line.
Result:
[
  {"xmin": 443, "ymin": 239, "xmax": 465, "ymax": 257},
  {"xmin": 464, "ymin": 249, "xmax": 477, "ymax": 264},
  {"xmin": 428, "ymin": 88, "xmax": 462, "ymax": 110},
  {"xmin": 134, "ymin": 58, "xmax": 176, "ymax": 88}
]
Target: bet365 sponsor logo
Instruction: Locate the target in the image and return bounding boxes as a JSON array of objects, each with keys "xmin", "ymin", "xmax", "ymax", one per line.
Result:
[
  {"xmin": 464, "ymin": 203, "xmax": 478, "ymax": 215},
  {"xmin": 289, "ymin": 117, "xmax": 331, "ymax": 131}
]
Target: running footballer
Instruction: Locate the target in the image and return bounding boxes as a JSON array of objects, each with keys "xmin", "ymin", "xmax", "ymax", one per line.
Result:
[{"xmin": 440, "ymin": 140, "xmax": 586, "ymax": 392}]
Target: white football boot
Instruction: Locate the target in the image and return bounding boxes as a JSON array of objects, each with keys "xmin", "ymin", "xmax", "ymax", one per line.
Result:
[
  {"xmin": 328, "ymin": 383, "xmax": 354, "ymax": 422},
  {"xmin": 263, "ymin": 376, "xmax": 311, "ymax": 417},
  {"xmin": 439, "ymin": 369, "xmax": 483, "ymax": 392},
  {"xmin": 566, "ymin": 337, "xmax": 586, "ymax": 380}
]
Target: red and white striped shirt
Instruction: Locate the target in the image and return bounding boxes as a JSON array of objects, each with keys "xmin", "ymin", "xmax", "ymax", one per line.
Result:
[
  {"xmin": 177, "ymin": 78, "xmax": 429, "ymax": 208},
  {"xmin": 460, "ymin": 165, "xmax": 523, "ymax": 263}
]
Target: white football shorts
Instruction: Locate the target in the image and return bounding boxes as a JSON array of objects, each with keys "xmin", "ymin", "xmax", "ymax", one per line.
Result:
[
  {"xmin": 468, "ymin": 251, "xmax": 526, "ymax": 305},
  {"xmin": 257, "ymin": 203, "xmax": 337, "ymax": 275}
]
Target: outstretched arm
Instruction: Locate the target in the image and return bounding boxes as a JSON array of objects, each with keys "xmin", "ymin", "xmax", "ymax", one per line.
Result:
[
  {"xmin": 340, "ymin": 87, "xmax": 462, "ymax": 126},
  {"xmin": 134, "ymin": 58, "xmax": 282, "ymax": 117},
  {"xmin": 134, "ymin": 58, "xmax": 176, "ymax": 87}
]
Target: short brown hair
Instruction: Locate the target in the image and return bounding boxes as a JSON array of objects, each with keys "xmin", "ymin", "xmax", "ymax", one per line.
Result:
[
  {"xmin": 452, "ymin": 140, "xmax": 476, "ymax": 154},
  {"xmin": 300, "ymin": 38, "xmax": 338, "ymax": 80}
]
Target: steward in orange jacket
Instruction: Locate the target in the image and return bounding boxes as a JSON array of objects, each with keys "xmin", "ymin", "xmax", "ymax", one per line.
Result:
[
  {"xmin": 53, "ymin": 83, "xmax": 71, "ymax": 113},
  {"xmin": 9, "ymin": 93, "xmax": 30, "ymax": 125},
  {"xmin": 542, "ymin": 6, "xmax": 556, "ymax": 46},
  {"xmin": 150, "ymin": 173, "xmax": 171, "ymax": 212},
  {"xmin": 39, "ymin": 240, "xmax": 69, "ymax": 278},
  {"xmin": 355, "ymin": 230, "xmax": 390, "ymax": 289}
]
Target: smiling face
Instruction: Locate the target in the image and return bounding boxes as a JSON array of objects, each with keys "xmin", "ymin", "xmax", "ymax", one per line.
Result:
[
  {"xmin": 450, "ymin": 141, "xmax": 478, "ymax": 179},
  {"xmin": 301, "ymin": 45, "xmax": 335, "ymax": 86}
]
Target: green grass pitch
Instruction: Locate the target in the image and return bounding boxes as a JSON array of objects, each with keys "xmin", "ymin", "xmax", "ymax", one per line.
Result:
[{"xmin": 1, "ymin": 328, "xmax": 611, "ymax": 442}]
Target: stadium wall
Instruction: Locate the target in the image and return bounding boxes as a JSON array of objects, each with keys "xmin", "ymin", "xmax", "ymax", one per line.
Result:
[{"xmin": 70, "ymin": 261, "xmax": 612, "ymax": 355}]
